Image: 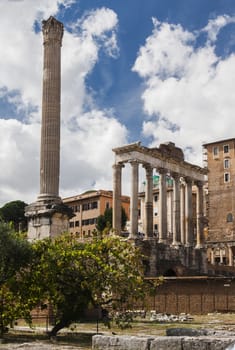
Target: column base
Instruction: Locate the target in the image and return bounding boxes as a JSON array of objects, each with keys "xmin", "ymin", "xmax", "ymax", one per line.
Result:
[
  {"xmin": 171, "ymin": 241, "xmax": 181, "ymax": 248},
  {"xmin": 195, "ymin": 244, "xmax": 203, "ymax": 249},
  {"xmin": 25, "ymin": 197, "xmax": 74, "ymax": 241}
]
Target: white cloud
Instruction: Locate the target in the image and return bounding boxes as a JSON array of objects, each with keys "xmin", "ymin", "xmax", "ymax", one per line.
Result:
[
  {"xmin": 0, "ymin": 1, "xmax": 127, "ymax": 206},
  {"xmin": 133, "ymin": 16, "xmax": 235, "ymax": 165},
  {"xmin": 202, "ymin": 15, "xmax": 235, "ymax": 43}
]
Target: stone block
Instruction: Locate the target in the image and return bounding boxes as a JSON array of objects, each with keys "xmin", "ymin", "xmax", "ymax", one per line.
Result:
[
  {"xmin": 92, "ymin": 335, "xmax": 153, "ymax": 350},
  {"xmin": 150, "ymin": 336, "xmax": 182, "ymax": 350}
]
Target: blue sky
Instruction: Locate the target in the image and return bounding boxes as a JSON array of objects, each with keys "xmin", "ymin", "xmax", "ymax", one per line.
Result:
[{"xmin": 1, "ymin": 0, "xmax": 235, "ymax": 205}]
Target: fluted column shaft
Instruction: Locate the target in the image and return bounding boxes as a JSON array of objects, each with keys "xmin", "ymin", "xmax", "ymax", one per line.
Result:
[
  {"xmin": 39, "ymin": 17, "xmax": 63, "ymax": 199},
  {"xmin": 196, "ymin": 181, "xmax": 204, "ymax": 248},
  {"xmin": 185, "ymin": 177, "xmax": 193, "ymax": 245},
  {"xmin": 180, "ymin": 182, "xmax": 185, "ymax": 244},
  {"xmin": 144, "ymin": 165, "xmax": 153, "ymax": 238},
  {"xmin": 130, "ymin": 161, "xmax": 139, "ymax": 238},
  {"xmin": 112, "ymin": 163, "xmax": 123, "ymax": 235},
  {"xmin": 172, "ymin": 173, "xmax": 181, "ymax": 245},
  {"xmin": 159, "ymin": 168, "xmax": 167, "ymax": 242}
]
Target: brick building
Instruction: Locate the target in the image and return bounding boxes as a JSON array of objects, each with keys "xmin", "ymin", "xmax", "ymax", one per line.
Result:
[
  {"xmin": 203, "ymin": 138, "xmax": 235, "ymax": 267},
  {"xmin": 63, "ymin": 190, "xmax": 130, "ymax": 238}
]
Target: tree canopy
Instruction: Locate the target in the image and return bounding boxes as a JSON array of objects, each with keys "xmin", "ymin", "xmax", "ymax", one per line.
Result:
[
  {"xmin": 18, "ymin": 233, "xmax": 145, "ymax": 336},
  {"xmin": 96, "ymin": 207, "xmax": 127, "ymax": 233},
  {"xmin": 0, "ymin": 200, "xmax": 28, "ymax": 231},
  {"xmin": 0, "ymin": 222, "xmax": 32, "ymax": 337}
]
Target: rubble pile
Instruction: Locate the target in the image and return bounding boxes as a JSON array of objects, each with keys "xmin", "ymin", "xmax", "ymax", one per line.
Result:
[{"xmin": 149, "ymin": 311, "xmax": 194, "ymax": 322}]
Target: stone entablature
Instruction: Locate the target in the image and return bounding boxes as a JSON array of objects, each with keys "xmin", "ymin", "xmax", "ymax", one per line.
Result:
[{"xmin": 113, "ymin": 141, "xmax": 206, "ymax": 182}]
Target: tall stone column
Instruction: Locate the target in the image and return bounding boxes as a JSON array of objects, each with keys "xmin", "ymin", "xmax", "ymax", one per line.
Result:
[
  {"xmin": 195, "ymin": 181, "xmax": 204, "ymax": 248},
  {"xmin": 180, "ymin": 181, "xmax": 185, "ymax": 244},
  {"xmin": 172, "ymin": 173, "xmax": 181, "ymax": 246},
  {"xmin": 185, "ymin": 177, "xmax": 193, "ymax": 246},
  {"xmin": 25, "ymin": 17, "xmax": 73, "ymax": 240},
  {"xmin": 130, "ymin": 160, "xmax": 139, "ymax": 239},
  {"xmin": 158, "ymin": 168, "xmax": 167, "ymax": 243},
  {"xmin": 112, "ymin": 163, "xmax": 123, "ymax": 235},
  {"xmin": 143, "ymin": 164, "xmax": 153, "ymax": 239},
  {"xmin": 38, "ymin": 16, "xmax": 64, "ymax": 201}
]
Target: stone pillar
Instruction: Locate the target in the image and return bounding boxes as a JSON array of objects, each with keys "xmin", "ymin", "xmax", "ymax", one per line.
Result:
[
  {"xmin": 185, "ymin": 177, "xmax": 193, "ymax": 246},
  {"xmin": 211, "ymin": 248, "xmax": 215, "ymax": 265},
  {"xmin": 196, "ymin": 181, "xmax": 204, "ymax": 248},
  {"xmin": 228, "ymin": 246, "xmax": 233, "ymax": 267},
  {"xmin": 112, "ymin": 163, "xmax": 123, "ymax": 235},
  {"xmin": 38, "ymin": 16, "xmax": 64, "ymax": 201},
  {"xmin": 143, "ymin": 165, "xmax": 153, "ymax": 239},
  {"xmin": 158, "ymin": 168, "xmax": 167, "ymax": 243},
  {"xmin": 220, "ymin": 248, "xmax": 224, "ymax": 264},
  {"xmin": 25, "ymin": 17, "xmax": 73, "ymax": 240},
  {"xmin": 172, "ymin": 173, "xmax": 181, "ymax": 246},
  {"xmin": 180, "ymin": 181, "xmax": 185, "ymax": 244},
  {"xmin": 130, "ymin": 160, "xmax": 139, "ymax": 238}
]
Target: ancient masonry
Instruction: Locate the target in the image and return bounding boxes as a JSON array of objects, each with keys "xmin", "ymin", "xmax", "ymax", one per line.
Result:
[
  {"xmin": 25, "ymin": 17, "xmax": 72, "ymax": 240},
  {"xmin": 112, "ymin": 142, "xmax": 208, "ymax": 276}
]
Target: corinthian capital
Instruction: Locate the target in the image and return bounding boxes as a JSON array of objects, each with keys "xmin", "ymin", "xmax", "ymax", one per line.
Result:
[{"xmin": 42, "ymin": 16, "xmax": 64, "ymax": 45}]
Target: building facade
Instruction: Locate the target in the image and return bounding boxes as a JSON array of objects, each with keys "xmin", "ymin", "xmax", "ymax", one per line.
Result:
[
  {"xmin": 203, "ymin": 138, "xmax": 235, "ymax": 267},
  {"xmin": 63, "ymin": 190, "xmax": 130, "ymax": 238}
]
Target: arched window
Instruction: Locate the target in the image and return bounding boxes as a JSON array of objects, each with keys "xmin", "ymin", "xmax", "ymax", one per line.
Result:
[{"xmin": 227, "ymin": 213, "xmax": 233, "ymax": 222}]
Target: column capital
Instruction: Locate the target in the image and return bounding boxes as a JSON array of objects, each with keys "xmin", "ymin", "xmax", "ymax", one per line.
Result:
[
  {"xmin": 143, "ymin": 164, "xmax": 153, "ymax": 178},
  {"xmin": 42, "ymin": 16, "xmax": 64, "ymax": 46},
  {"xmin": 142, "ymin": 163, "xmax": 153, "ymax": 171},
  {"xmin": 158, "ymin": 167, "xmax": 167, "ymax": 175},
  {"xmin": 129, "ymin": 159, "xmax": 139, "ymax": 166},
  {"xmin": 184, "ymin": 176, "xmax": 193, "ymax": 185},
  {"xmin": 112, "ymin": 162, "xmax": 125, "ymax": 170},
  {"xmin": 171, "ymin": 172, "xmax": 181, "ymax": 180},
  {"xmin": 195, "ymin": 180, "xmax": 204, "ymax": 188}
]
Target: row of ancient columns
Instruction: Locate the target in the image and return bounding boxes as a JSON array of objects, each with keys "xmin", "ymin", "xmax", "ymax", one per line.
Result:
[
  {"xmin": 210, "ymin": 246, "xmax": 234, "ymax": 266},
  {"xmin": 113, "ymin": 161, "xmax": 204, "ymax": 248}
]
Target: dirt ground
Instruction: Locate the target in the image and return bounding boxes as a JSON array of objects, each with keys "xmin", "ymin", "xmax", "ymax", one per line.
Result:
[{"xmin": 1, "ymin": 312, "xmax": 235, "ymax": 349}]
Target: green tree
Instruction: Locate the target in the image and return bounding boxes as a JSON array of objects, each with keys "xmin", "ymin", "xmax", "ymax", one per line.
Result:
[
  {"xmin": 19, "ymin": 234, "xmax": 145, "ymax": 337},
  {"xmin": 0, "ymin": 222, "xmax": 32, "ymax": 337},
  {"xmin": 96, "ymin": 207, "xmax": 128, "ymax": 232},
  {"xmin": 0, "ymin": 200, "xmax": 28, "ymax": 231}
]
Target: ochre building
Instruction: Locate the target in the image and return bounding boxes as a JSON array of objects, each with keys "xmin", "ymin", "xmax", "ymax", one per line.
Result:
[
  {"xmin": 63, "ymin": 190, "xmax": 130, "ymax": 238},
  {"xmin": 204, "ymin": 138, "xmax": 235, "ymax": 268}
]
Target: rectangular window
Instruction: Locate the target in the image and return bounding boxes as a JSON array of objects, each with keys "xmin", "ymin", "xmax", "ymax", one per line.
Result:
[
  {"xmin": 224, "ymin": 172, "xmax": 230, "ymax": 183},
  {"xmin": 154, "ymin": 195, "xmax": 158, "ymax": 202},
  {"xmin": 224, "ymin": 144, "xmax": 229, "ymax": 154},
  {"xmin": 69, "ymin": 221, "xmax": 74, "ymax": 228},
  {"xmin": 82, "ymin": 203, "xmax": 89, "ymax": 211},
  {"xmin": 213, "ymin": 146, "xmax": 219, "ymax": 158},
  {"xmin": 92, "ymin": 201, "xmax": 98, "ymax": 209},
  {"xmin": 106, "ymin": 202, "xmax": 110, "ymax": 209},
  {"xmin": 75, "ymin": 221, "xmax": 79, "ymax": 227},
  {"xmin": 224, "ymin": 159, "xmax": 230, "ymax": 169}
]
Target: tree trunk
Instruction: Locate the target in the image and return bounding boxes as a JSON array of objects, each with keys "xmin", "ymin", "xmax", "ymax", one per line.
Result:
[{"xmin": 48, "ymin": 319, "xmax": 69, "ymax": 337}]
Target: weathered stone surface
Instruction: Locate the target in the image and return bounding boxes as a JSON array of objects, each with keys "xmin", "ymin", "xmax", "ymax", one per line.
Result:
[
  {"xmin": 182, "ymin": 337, "xmax": 235, "ymax": 350},
  {"xmin": 150, "ymin": 336, "xmax": 182, "ymax": 350},
  {"xmin": 92, "ymin": 335, "xmax": 153, "ymax": 350},
  {"xmin": 92, "ymin": 335, "xmax": 235, "ymax": 350},
  {"xmin": 166, "ymin": 328, "xmax": 207, "ymax": 337}
]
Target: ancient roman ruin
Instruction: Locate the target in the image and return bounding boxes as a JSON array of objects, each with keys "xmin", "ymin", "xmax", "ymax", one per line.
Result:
[
  {"xmin": 112, "ymin": 141, "xmax": 208, "ymax": 276},
  {"xmin": 25, "ymin": 17, "xmax": 72, "ymax": 240}
]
